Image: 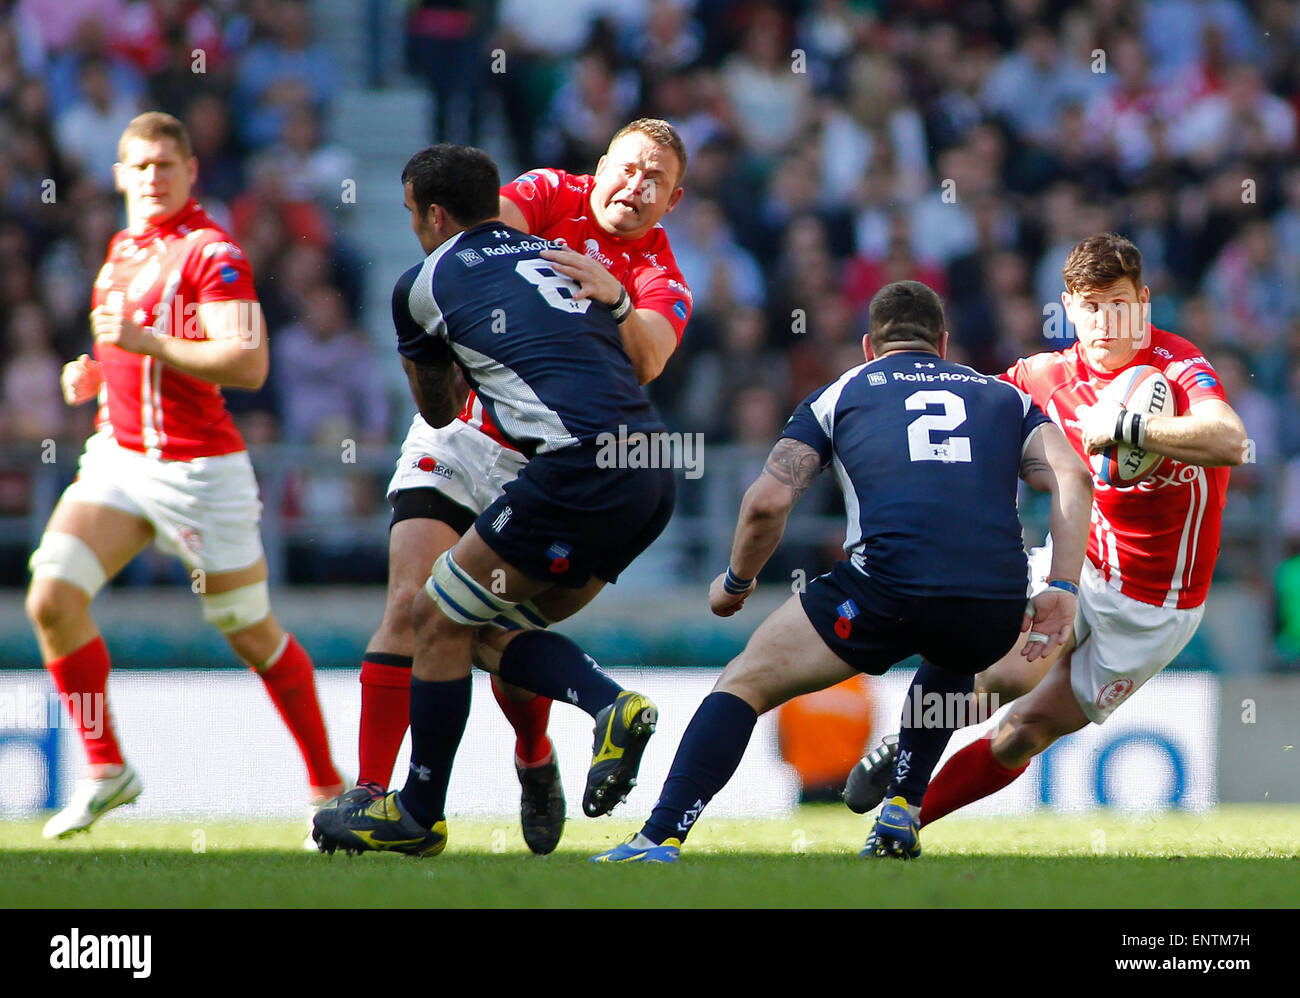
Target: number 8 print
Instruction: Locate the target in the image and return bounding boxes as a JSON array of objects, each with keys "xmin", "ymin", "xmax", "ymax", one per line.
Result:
[{"xmin": 515, "ymin": 258, "xmax": 592, "ymax": 314}]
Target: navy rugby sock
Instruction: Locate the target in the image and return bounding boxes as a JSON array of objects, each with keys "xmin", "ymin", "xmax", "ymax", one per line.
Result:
[
  {"xmin": 398, "ymin": 675, "xmax": 471, "ymax": 827},
  {"xmin": 496, "ymin": 630, "xmax": 622, "ymax": 718},
  {"xmin": 642, "ymin": 692, "xmax": 758, "ymax": 845},
  {"xmin": 888, "ymin": 661, "xmax": 973, "ymax": 807}
]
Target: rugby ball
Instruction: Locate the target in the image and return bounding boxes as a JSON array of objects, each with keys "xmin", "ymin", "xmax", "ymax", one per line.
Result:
[{"xmin": 1090, "ymin": 365, "xmax": 1175, "ymax": 486}]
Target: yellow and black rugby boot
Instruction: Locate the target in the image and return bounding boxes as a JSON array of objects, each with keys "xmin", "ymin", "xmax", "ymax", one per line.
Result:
[
  {"xmin": 583, "ymin": 690, "xmax": 658, "ymax": 817},
  {"xmin": 312, "ymin": 790, "xmax": 447, "ymax": 857},
  {"xmin": 860, "ymin": 796, "xmax": 922, "ymax": 860}
]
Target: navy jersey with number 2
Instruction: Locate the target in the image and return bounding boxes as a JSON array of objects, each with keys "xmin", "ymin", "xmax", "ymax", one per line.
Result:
[{"xmin": 782, "ymin": 351, "xmax": 1051, "ymax": 600}]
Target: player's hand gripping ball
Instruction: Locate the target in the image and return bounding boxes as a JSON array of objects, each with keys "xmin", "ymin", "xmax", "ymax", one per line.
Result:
[{"xmin": 1080, "ymin": 365, "xmax": 1175, "ymax": 486}]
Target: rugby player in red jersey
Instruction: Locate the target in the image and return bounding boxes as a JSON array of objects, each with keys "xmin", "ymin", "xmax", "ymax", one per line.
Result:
[
  {"xmin": 847, "ymin": 233, "xmax": 1247, "ymax": 857},
  {"xmin": 30, "ymin": 112, "xmax": 343, "ymax": 839},
  {"xmin": 347, "ymin": 119, "xmax": 692, "ymax": 853}
]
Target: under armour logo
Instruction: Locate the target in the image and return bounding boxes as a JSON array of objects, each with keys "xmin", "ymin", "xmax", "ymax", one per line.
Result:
[
  {"xmin": 566, "ymin": 688, "xmax": 579, "ymax": 704},
  {"xmin": 492, "ymin": 230, "xmax": 510, "ymax": 239},
  {"xmin": 410, "ymin": 763, "xmax": 432, "ymax": 781},
  {"xmin": 914, "ymin": 362, "xmax": 936, "ymax": 369}
]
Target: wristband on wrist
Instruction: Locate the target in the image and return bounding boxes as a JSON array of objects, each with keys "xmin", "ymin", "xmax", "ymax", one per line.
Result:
[
  {"xmin": 1047, "ymin": 579, "xmax": 1079, "ymax": 596},
  {"xmin": 611, "ymin": 286, "xmax": 633, "ymax": 323},
  {"xmin": 1113, "ymin": 408, "xmax": 1147, "ymax": 449},
  {"xmin": 1129, "ymin": 411, "xmax": 1145, "ymax": 448},
  {"xmin": 723, "ymin": 567, "xmax": 754, "ymax": 595}
]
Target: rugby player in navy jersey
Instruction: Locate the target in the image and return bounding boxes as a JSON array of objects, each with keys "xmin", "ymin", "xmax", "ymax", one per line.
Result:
[
  {"xmin": 313, "ymin": 145, "xmax": 677, "ymax": 857},
  {"xmin": 591, "ymin": 280, "xmax": 1095, "ymax": 862},
  {"xmin": 346, "ymin": 120, "xmax": 691, "ymax": 856}
]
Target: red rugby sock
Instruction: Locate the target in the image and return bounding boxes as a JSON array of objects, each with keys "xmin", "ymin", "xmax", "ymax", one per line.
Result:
[
  {"xmin": 258, "ymin": 634, "xmax": 340, "ymax": 791},
  {"xmin": 357, "ymin": 654, "xmax": 412, "ymax": 787},
  {"xmin": 491, "ymin": 677, "xmax": 554, "ymax": 767},
  {"xmin": 919, "ymin": 736, "xmax": 1028, "ymax": 827},
  {"xmin": 46, "ymin": 635, "xmax": 123, "ymax": 767}
]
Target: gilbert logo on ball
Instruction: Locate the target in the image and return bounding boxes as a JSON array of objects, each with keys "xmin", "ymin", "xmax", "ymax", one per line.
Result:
[{"xmin": 1090, "ymin": 365, "xmax": 1176, "ymax": 487}]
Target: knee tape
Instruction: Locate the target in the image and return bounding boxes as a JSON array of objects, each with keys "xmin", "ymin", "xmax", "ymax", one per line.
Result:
[
  {"xmin": 492, "ymin": 599, "xmax": 550, "ymax": 631},
  {"xmin": 424, "ymin": 551, "xmax": 517, "ymax": 626},
  {"xmin": 202, "ymin": 581, "xmax": 271, "ymax": 633},
  {"xmin": 28, "ymin": 532, "xmax": 108, "ymax": 599}
]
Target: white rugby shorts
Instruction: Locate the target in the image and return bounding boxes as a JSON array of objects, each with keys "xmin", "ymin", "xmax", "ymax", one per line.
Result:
[
  {"xmin": 62, "ymin": 429, "xmax": 264, "ymax": 573},
  {"xmin": 1028, "ymin": 544, "xmax": 1204, "ymax": 724},
  {"xmin": 386, "ymin": 414, "xmax": 527, "ymax": 517}
]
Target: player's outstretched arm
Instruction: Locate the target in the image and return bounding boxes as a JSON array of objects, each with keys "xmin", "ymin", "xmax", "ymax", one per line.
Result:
[
  {"xmin": 1019, "ymin": 422, "xmax": 1092, "ymax": 660},
  {"xmin": 90, "ymin": 300, "xmax": 269, "ymax": 389},
  {"xmin": 710, "ymin": 437, "xmax": 822, "ymax": 617}
]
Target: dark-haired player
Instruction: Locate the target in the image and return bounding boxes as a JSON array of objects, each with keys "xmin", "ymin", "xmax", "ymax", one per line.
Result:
[
  {"xmin": 846, "ymin": 234, "xmax": 1247, "ymax": 847},
  {"xmin": 313, "ymin": 144, "xmax": 678, "ymax": 857},
  {"xmin": 345, "ymin": 121, "xmax": 691, "ymax": 855},
  {"xmin": 591, "ymin": 280, "xmax": 1094, "ymax": 862}
]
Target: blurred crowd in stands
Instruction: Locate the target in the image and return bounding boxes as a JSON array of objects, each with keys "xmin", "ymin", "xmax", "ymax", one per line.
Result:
[{"xmin": 1, "ymin": 0, "xmax": 1299, "ymax": 657}]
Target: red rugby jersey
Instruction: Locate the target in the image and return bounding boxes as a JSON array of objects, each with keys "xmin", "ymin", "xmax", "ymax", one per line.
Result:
[
  {"xmin": 1002, "ymin": 327, "xmax": 1231, "ymax": 609},
  {"xmin": 91, "ymin": 199, "xmax": 257, "ymax": 460},
  {"xmin": 449, "ymin": 168, "xmax": 693, "ymax": 450}
]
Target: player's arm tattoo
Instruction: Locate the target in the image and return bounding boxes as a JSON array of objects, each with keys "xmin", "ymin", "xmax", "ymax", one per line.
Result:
[
  {"xmin": 761, "ymin": 437, "xmax": 823, "ymax": 502},
  {"xmin": 1019, "ymin": 453, "xmax": 1050, "ymax": 482},
  {"xmin": 402, "ymin": 351, "xmax": 466, "ymax": 428}
]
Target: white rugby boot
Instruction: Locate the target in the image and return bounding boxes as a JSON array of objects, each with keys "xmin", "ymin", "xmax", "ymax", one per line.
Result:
[{"xmin": 42, "ymin": 765, "xmax": 143, "ymax": 838}]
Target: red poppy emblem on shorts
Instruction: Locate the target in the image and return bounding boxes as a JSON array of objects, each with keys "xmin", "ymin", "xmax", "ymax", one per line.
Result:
[
  {"xmin": 834, "ymin": 616, "xmax": 852, "ymax": 639},
  {"xmin": 417, "ymin": 456, "xmax": 436, "ymax": 472},
  {"xmin": 546, "ymin": 541, "xmax": 572, "ymax": 574}
]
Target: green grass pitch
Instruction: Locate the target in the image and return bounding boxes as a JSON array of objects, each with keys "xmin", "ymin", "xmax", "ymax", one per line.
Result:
[{"xmin": 2, "ymin": 806, "xmax": 1296, "ymax": 908}]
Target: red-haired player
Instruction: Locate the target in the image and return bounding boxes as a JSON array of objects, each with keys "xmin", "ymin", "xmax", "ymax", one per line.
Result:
[{"xmin": 30, "ymin": 112, "xmax": 343, "ymax": 839}]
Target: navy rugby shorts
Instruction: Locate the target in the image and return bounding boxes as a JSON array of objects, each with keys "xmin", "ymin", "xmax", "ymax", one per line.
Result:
[
  {"xmin": 474, "ymin": 441, "xmax": 675, "ymax": 588},
  {"xmin": 800, "ymin": 561, "xmax": 1025, "ymax": 675}
]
